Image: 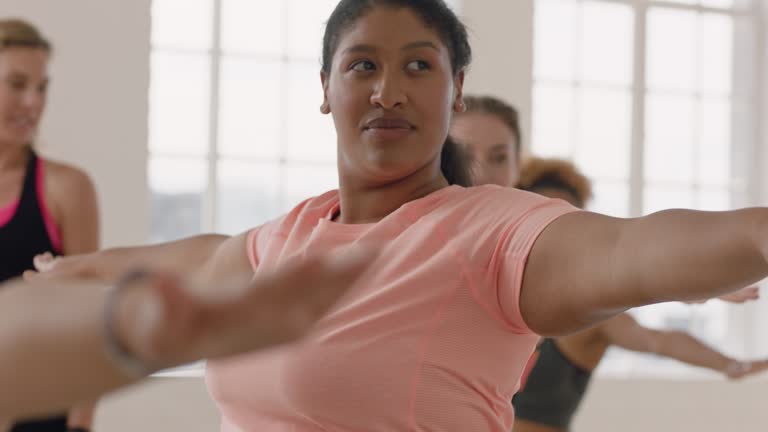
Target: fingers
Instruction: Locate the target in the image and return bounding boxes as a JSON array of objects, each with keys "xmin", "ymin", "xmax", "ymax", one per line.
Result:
[
  {"xmin": 719, "ymin": 286, "xmax": 761, "ymax": 303},
  {"xmin": 33, "ymin": 252, "xmax": 56, "ymax": 272},
  {"xmin": 22, "ymin": 253, "xmax": 57, "ymax": 282},
  {"xmin": 133, "ymin": 246, "xmax": 379, "ymax": 364}
]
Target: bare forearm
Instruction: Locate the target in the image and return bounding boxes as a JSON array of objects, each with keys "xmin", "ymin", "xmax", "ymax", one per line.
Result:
[
  {"xmin": 654, "ymin": 331, "xmax": 732, "ymax": 374},
  {"xmin": 615, "ymin": 208, "xmax": 768, "ymax": 307},
  {"xmin": 0, "ymin": 278, "xmax": 145, "ymax": 419},
  {"xmin": 67, "ymin": 234, "xmax": 229, "ymax": 283}
]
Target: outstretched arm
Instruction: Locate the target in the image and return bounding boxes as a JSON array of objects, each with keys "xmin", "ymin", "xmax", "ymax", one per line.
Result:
[
  {"xmin": 26, "ymin": 234, "xmax": 229, "ymax": 284},
  {"xmin": 597, "ymin": 313, "xmax": 768, "ymax": 379},
  {"xmin": 0, "ymin": 234, "xmax": 371, "ymax": 420},
  {"xmin": 521, "ymin": 209, "xmax": 768, "ymax": 335}
]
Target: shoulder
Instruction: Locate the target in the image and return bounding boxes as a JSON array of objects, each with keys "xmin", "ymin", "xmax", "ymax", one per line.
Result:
[
  {"xmin": 433, "ymin": 184, "xmax": 572, "ymax": 226},
  {"xmin": 442, "ymin": 184, "xmax": 556, "ymax": 209},
  {"xmin": 247, "ymin": 189, "xmax": 339, "ymax": 251},
  {"xmin": 43, "ymin": 159, "xmax": 96, "ymax": 200},
  {"xmin": 272, "ymin": 190, "xmax": 339, "ymax": 233}
]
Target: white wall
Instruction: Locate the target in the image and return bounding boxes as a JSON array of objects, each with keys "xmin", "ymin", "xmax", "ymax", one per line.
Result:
[
  {"xmin": 0, "ymin": 0, "xmax": 150, "ymax": 248},
  {"xmin": 460, "ymin": 0, "xmax": 535, "ymax": 152}
]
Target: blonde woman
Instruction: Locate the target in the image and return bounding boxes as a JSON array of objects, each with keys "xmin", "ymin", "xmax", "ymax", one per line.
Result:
[{"xmin": 0, "ymin": 19, "xmax": 98, "ymax": 432}]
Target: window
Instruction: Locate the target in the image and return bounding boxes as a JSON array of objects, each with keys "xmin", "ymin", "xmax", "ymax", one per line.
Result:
[
  {"xmin": 150, "ymin": 0, "xmax": 342, "ymax": 243},
  {"xmin": 532, "ymin": 0, "xmax": 759, "ymax": 376}
]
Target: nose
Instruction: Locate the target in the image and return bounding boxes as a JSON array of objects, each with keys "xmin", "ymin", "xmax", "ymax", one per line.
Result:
[
  {"xmin": 473, "ymin": 162, "xmax": 491, "ymax": 185},
  {"xmin": 21, "ymin": 88, "xmax": 44, "ymax": 111},
  {"xmin": 369, "ymin": 69, "xmax": 407, "ymax": 109}
]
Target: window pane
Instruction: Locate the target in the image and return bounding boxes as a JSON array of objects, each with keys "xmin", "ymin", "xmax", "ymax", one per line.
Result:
[
  {"xmin": 533, "ymin": 0, "xmax": 577, "ymax": 81},
  {"xmin": 699, "ymin": 13, "xmax": 733, "ymax": 95},
  {"xmin": 285, "ymin": 62, "xmax": 337, "ymax": 162},
  {"xmin": 149, "ymin": 157, "xmax": 207, "ymax": 242},
  {"xmin": 688, "ymin": 301, "xmax": 728, "ymax": 348},
  {"xmin": 580, "ymin": 1, "xmax": 634, "ymax": 86},
  {"xmin": 643, "ymin": 184, "xmax": 695, "ymax": 214},
  {"xmin": 697, "ymin": 98, "xmax": 731, "ymax": 186},
  {"xmin": 216, "ymin": 159, "xmax": 281, "ymax": 234},
  {"xmin": 152, "ymin": 0, "xmax": 213, "ymax": 50},
  {"xmin": 697, "ymin": 186, "xmax": 730, "ymax": 211},
  {"xmin": 218, "ymin": 58, "xmax": 282, "ymax": 158},
  {"xmin": 149, "ymin": 52, "xmax": 210, "ymax": 156},
  {"xmin": 647, "ymin": 8, "xmax": 697, "ymax": 92},
  {"xmin": 702, "ymin": 0, "xmax": 735, "ymax": 8},
  {"xmin": 287, "ymin": 0, "xmax": 339, "ymax": 60},
  {"xmin": 221, "ymin": 0, "xmax": 283, "ymax": 55},
  {"xmin": 281, "ymin": 163, "xmax": 338, "ymax": 211},
  {"xmin": 633, "ymin": 303, "xmax": 692, "ymax": 332},
  {"xmin": 575, "ymin": 87, "xmax": 631, "ymax": 180},
  {"xmin": 589, "ymin": 180, "xmax": 629, "ymax": 217},
  {"xmin": 644, "ymin": 93, "xmax": 695, "ymax": 183},
  {"xmin": 531, "ymin": 84, "xmax": 575, "ymax": 158}
]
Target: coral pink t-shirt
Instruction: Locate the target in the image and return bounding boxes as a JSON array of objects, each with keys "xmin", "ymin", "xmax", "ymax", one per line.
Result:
[{"xmin": 206, "ymin": 185, "xmax": 577, "ymax": 432}]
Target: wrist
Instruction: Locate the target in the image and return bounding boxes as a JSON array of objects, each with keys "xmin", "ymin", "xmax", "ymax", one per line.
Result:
[
  {"xmin": 105, "ymin": 270, "xmax": 167, "ymax": 377},
  {"xmin": 723, "ymin": 359, "xmax": 750, "ymax": 377}
]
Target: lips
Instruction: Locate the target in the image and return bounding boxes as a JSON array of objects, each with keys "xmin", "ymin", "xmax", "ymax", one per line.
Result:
[
  {"xmin": 8, "ymin": 115, "xmax": 37, "ymax": 130},
  {"xmin": 364, "ymin": 117, "xmax": 414, "ymax": 130}
]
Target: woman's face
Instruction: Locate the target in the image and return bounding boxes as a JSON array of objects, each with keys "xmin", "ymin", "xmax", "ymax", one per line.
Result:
[
  {"xmin": 321, "ymin": 7, "xmax": 464, "ymax": 186},
  {"xmin": 450, "ymin": 112, "xmax": 519, "ymax": 187},
  {"xmin": 0, "ymin": 47, "xmax": 49, "ymax": 148}
]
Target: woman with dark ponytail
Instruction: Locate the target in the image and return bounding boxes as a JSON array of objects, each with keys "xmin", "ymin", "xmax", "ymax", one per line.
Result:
[{"xmin": 27, "ymin": 1, "xmax": 768, "ymax": 431}]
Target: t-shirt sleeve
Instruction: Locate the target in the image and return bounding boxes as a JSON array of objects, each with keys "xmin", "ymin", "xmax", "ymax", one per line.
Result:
[
  {"xmin": 245, "ymin": 218, "xmax": 281, "ymax": 272},
  {"xmin": 468, "ymin": 188, "xmax": 578, "ymax": 334},
  {"xmin": 245, "ymin": 226, "xmax": 264, "ymax": 271}
]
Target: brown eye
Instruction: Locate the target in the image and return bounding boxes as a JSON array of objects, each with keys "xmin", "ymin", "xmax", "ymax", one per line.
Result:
[
  {"xmin": 491, "ymin": 154, "xmax": 508, "ymax": 165},
  {"xmin": 406, "ymin": 60, "xmax": 430, "ymax": 71},
  {"xmin": 9, "ymin": 79, "xmax": 26, "ymax": 90},
  {"xmin": 351, "ymin": 60, "xmax": 375, "ymax": 72}
]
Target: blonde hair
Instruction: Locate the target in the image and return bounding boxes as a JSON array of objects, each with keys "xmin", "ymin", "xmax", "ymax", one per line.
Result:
[
  {"xmin": 0, "ymin": 19, "xmax": 51, "ymax": 52},
  {"xmin": 516, "ymin": 157, "xmax": 593, "ymax": 208}
]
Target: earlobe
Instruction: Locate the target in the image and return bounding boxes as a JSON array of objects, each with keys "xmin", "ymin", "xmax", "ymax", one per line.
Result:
[
  {"xmin": 453, "ymin": 70, "xmax": 466, "ymax": 113},
  {"xmin": 320, "ymin": 70, "xmax": 331, "ymax": 114}
]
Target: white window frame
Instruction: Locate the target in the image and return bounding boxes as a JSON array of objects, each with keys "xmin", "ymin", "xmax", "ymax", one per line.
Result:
[{"xmin": 531, "ymin": 0, "xmax": 764, "ymax": 376}]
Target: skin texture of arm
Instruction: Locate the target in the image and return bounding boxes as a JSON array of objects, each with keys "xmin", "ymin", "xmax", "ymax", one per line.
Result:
[
  {"xmin": 597, "ymin": 313, "xmax": 768, "ymax": 379},
  {"xmin": 0, "ymin": 234, "xmax": 372, "ymax": 420},
  {"xmin": 521, "ymin": 209, "xmax": 768, "ymax": 336}
]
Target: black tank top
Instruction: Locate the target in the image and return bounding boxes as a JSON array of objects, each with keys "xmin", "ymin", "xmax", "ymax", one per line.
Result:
[
  {"xmin": 0, "ymin": 150, "xmax": 58, "ymax": 282},
  {"xmin": 512, "ymin": 338, "xmax": 592, "ymax": 430},
  {"xmin": 0, "ymin": 150, "xmax": 68, "ymax": 431}
]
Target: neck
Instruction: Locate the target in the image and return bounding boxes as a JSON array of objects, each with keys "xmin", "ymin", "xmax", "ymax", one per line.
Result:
[
  {"xmin": 336, "ymin": 162, "xmax": 449, "ymax": 224},
  {"xmin": 0, "ymin": 141, "xmax": 29, "ymax": 172}
]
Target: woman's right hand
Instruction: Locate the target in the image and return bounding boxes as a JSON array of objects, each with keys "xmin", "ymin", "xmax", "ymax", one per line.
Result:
[
  {"xmin": 23, "ymin": 252, "xmax": 96, "ymax": 281},
  {"xmin": 717, "ymin": 286, "xmax": 760, "ymax": 304},
  {"xmin": 115, "ymin": 248, "xmax": 374, "ymax": 370},
  {"xmin": 724, "ymin": 359, "xmax": 768, "ymax": 380}
]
